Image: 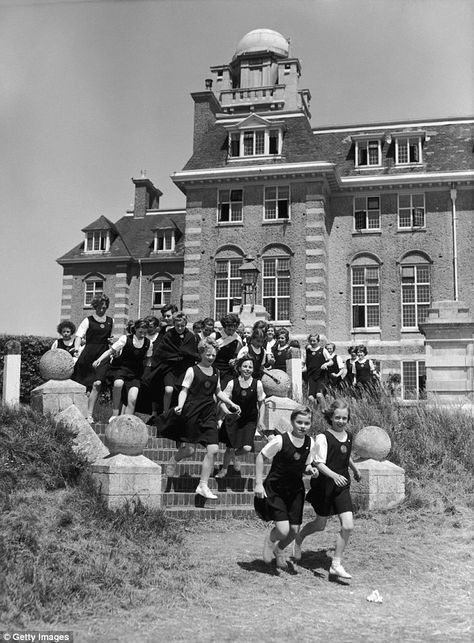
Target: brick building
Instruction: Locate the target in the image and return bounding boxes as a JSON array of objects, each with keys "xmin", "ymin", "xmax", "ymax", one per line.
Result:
[{"xmin": 57, "ymin": 28, "xmax": 474, "ymax": 400}]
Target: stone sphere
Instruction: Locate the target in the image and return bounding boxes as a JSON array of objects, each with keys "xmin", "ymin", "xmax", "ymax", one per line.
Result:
[
  {"xmin": 353, "ymin": 425, "xmax": 391, "ymax": 461},
  {"xmin": 39, "ymin": 349, "xmax": 74, "ymax": 381},
  {"xmin": 261, "ymin": 369, "xmax": 291, "ymax": 398},
  {"xmin": 105, "ymin": 415, "xmax": 149, "ymax": 456}
]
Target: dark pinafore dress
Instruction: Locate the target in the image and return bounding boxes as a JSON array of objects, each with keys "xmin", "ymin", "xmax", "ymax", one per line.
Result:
[
  {"xmin": 305, "ymin": 346, "xmax": 328, "ymax": 396},
  {"xmin": 219, "ymin": 377, "xmax": 258, "ymax": 450},
  {"xmin": 56, "ymin": 338, "xmax": 76, "ymax": 358},
  {"xmin": 109, "ymin": 335, "xmax": 150, "ymax": 394},
  {"xmin": 73, "ymin": 315, "xmax": 113, "ymax": 388},
  {"xmin": 215, "ymin": 338, "xmax": 240, "ymax": 389}
]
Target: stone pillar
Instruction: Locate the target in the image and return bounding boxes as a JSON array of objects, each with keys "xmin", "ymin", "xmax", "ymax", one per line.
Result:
[
  {"xmin": 2, "ymin": 340, "xmax": 21, "ymax": 407},
  {"xmin": 286, "ymin": 347, "xmax": 303, "ymax": 402},
  {"xmin": 181, "ymin": 205, "xmax": 202, "ymax": 320},
  {"xmin": 113, "ymin": 263, "xmax": 130, "ymax": 336},
  {"xmin": 419, "ymin": 300, "xmax": 474, "ymax": 404}
]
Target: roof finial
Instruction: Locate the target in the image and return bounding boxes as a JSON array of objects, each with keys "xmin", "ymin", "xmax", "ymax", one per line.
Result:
[{"xmin": 140, "ymin": 169, "xmax": 147, "ymax": 178}]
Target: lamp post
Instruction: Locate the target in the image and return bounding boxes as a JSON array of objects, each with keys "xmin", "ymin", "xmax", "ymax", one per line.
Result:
[{"xmin": 238, "ymin": 257, "xmax": 260, "ymax": 310}]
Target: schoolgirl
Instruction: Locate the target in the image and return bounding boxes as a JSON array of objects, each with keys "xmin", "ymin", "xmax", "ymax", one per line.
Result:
[
  {"xmin": 354, "ymin": 344, "xmax": 380, "ymax": 396},
  {"xmin": 271, "ymin": 327, "xmax": 292, "ymax": 373},
  {"xmin": 214, "ymin": 313, "xmax": 242, "ymax": 389},
  {"xmin": 325, "ymin": 342, "xmax": 347, "ymax": 392},
  {"xmin": 216, "ymin": 356, "xmax": 266, "ymax": 479},
  {"xmin": 302, "ymin": 334, "xmax": 333, "ymax": 406},
  {"xmin": 51, "ymin": 321, "xmax": 77, "ymax": 359},
  {"xmin": 254, "ymin": 406, "xmax": 317, "ymax": 569},
  {"xmin": 295, "ymin": 399, "xmax": 361, "ymax": 579},
  {"xmin": 237, "ymin": 328, "xmax": 272, "ymax": 379}
]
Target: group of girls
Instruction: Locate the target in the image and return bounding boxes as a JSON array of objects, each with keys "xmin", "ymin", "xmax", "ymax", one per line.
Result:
[
  {"xmin": 255, "ymin": 399, "xmax": 360, "ymax": 580},
  {"xmin": 302, "ymin": 334, "xmax": 381, "ymax": 406}
]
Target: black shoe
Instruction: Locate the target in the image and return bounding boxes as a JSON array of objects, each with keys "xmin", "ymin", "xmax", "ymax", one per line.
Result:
[{"xmin": 146, "ymin": 415, "xmax": 157, "ymax": 426}]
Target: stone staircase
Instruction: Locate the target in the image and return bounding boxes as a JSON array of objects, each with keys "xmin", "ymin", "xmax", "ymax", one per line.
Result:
[{"xmin": 93, "ymin": 422, "xmax": 269, "ymax": 519}]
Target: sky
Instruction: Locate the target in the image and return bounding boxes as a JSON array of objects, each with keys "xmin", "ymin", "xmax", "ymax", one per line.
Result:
[{"xmin": 0, "ymin": 0, "xmax": 472, "ymax": 337}]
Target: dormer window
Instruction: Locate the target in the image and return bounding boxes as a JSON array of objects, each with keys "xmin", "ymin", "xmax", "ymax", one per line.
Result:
[
  {"xmin": 85, "ymin": 231, "xmax": 110, "ymax": 253},
  {"xmin": 395, "ymin": 135, "xmax": 423, "ymax": 165},
  {"xmin": 355, "ymin": 139, "xmax": 382, "ymax": 167},
  {"xmin": 225, "ymin": 115, "xmax": 284, "ymax": 160},
  {"xmin": 154, "ymin": 229, "xmax": 175, "ymax": 252}
]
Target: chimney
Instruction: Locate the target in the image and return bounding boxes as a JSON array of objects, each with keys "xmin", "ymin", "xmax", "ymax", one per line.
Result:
[{"xmin": 131, "ymin": 175, "xmax": 163, "ymax": 218}]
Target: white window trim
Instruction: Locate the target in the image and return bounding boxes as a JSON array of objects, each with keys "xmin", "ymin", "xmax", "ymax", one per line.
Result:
[
  {"xmin": 397, "ymin": 193, "xmax": 426, "ymax": 230},
  {"xmin": 353, "ymin": 195, "xmax": 381, "ymax": 232},
  {"xmin": 214, "ymin": 258, "xmax": 243, "ymax": 318},
  {"xmin": 84, "ymin": 279, "xmax": 104, "ymax": 307},
  {"xmin": 261, "ymin": 256, "xmax": 291, "ymax": 323},
  {"xmin": 401, "ymin": 360, "xmax": 426, "ymax": 400},
  {"xmin": 217, "ymin": 188, "xmax": 244, "ymax": 224},
  {"xmin": 151, "ymin": 280, "xmax": 172, "ymax": 307},
  {"xmin": 395, "ymin": 136, "xmax": 423, "ymax": 166},
  {"xmin": 351, "ymin": 264, "xmax": 381, "ymax": 331},
  {"xmin": 153, "ymin": 229, "xmax": 175, "ymax": 252},
  {"xmin": 263, "ymin": 185, "xmax": 291, "ymax": 222},
  {"xmin": 228, "ymin": 127, "xmax": 282, "ymax": 159},
  {"xmin": 84, "ymin": 231, "xmax": 110, "ymax": 253},
  {"xmin": 354, "ymin": 139, "xmax": 382, "ymax": 168},
  {"xmin": 400, "ymin": 263, "xmax": 430, "ymax": 330}
]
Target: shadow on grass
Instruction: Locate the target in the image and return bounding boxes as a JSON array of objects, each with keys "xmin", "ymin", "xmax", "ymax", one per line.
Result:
[
  {"xmin": 237, "ymin": 560, "xmax": 280, "ymax": 576},
  {"xmin": 296, "ymin": 549, "xmax": 332, "ymax": 577}
]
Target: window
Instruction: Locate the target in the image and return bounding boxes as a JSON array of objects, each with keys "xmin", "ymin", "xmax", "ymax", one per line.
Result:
[
  {"xmin": 214, "ymin": 259, "xmax": 242, "ymax": 319},
  {"xmin": 396, "ymin": 137, "xmax": 422, "ymax": 165},
  {"xmin": 401, "ymin": 264, "xmax": 430, "ymax": 328},
  {"xmin": 228, "ymin": 128, "xmax": 281, "ymax": 158},
  {"xmin": 85, "ymin": 231, "xmax": 109, "ymax": 252},
  {"xmin": 262, "ymin": 257, "xmax": 290, "ymax": 321},
  {"xmin": 352, "ymin": 265, "xmax": 380, "ymax": 328},
  {"xmin": 218, "ymin": 189, "xmax": 243, "ymax": 223},
  {"xmin": 264, "ymin": 186, "xmax": 289, "ymax": 221},
  {"xmin": 398, "ymin": 194, "xmax": 425, "ymax": 229},
  {"xmin": 152, "ymin": 281, "xmax": 172, "ymax": 307},
  {"xmin": 84, "ymin": 279, "xmax": 103, "ymax": 307},
  {"xmin": 154, "ymin": 230, "xmax": 175, "ymax": 252},
  {"xmin": 402, "ymin": 361, "xmax": 426, "ymax": 400},
  {"xmin": 355, "ymin": 139, "xmax": 381, "ymax": 167},
  {"xmin": 354, "ymin": 196, "xmax": 380, "ymax": 230}
]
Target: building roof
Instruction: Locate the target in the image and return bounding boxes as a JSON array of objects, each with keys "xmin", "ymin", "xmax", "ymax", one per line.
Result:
[
  {"xmin": 81, "ymin": 215, "xmax": 116, "ymax": 232},
  {"xmin": 57, "ymin": 210, "xmax": 186, "ymax": 265},
  {"xmin": 233, "ymin": 29, "xmax": 289, "ymax": 60}
]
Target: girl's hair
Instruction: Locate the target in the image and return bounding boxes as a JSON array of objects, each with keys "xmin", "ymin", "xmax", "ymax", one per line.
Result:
[
  {"xmin": 57, "ymin": 320, "xmax": 76, "ymax": 334},
  {"xmin": 275, "ymin": 327, "xmax": 289, "ymax": 341},
  {"xmin": 250, "ymin": 328, "xmax": 265, "ymax": 343},
  {"xmin": 348, "ymin": 346, "xmax": 356, "ymax": 355},
  {"xmin": 172, "ymin": 311, "xmax": 188, "ymax": 324},
  {"xmin": 234, "ymin": 355, "xmax": 255, "ymax": 374},
  {"xmin": 198, "ymin": 337, "xmax": 217, "ymax": 354},
  {"xmin": 289, "ymin": 339, "xmax": 300, "ymax": 349},
  {"xmin": 220, "ymin": 312, "xmax": 240, "ymax": 327},
  {"xmin": 253, "ymin": 320, "xmax": 268, "ymax": 333},
  {"xmin": 161, "ymin": 304, "xmax": 178, "ymax": 316},
  {"xmin": 323, "ymin": 399, "xmax": 351, "ymax": 424},
  {"xmin": 356, "ymin": 344, "xmax": 368, "ymax": 355},
  {"xmin": 307, "ymin": 333, "xmax": 320, "ymax": 343},
  {"xmin": 326, "ymin": 342, "xmax": 336, "ymax": 352},
  {"xmin": 125, "ymin": 319, "xmax": 135, "ymax": 334},
  {"xmin": 132, "ymin": 318, "xmax": 148, "ymax": 333},
  {"xmin": 193, "ymin": 320, "xmax": 203, "ymax": 332},
  {"xmin": 91, "ymin": 293, "xmax": 109, "ymax": 310},
  {"xmin": 290, "ymin": 405, "xmax": 313, "ymax": 423},
  {"xmin": 144, "ymin": 315, "xmax": 159, "ymax": 327},
  {"xmin": 202, "ymin": 317, "xmax": 215, "ymax": 326}
]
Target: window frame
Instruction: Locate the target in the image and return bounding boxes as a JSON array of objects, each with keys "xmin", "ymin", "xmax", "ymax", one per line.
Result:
[
  {"xmin": 397, "ymin": 193, "xmax": 426, "ymax": 230},
  {"xmin": 228, "ymin": 127, "xmax": 282, "ymax": 159},
  {"xmin": 263, "ymin": 185, "xmax": 290, "ymax": 222},
  {"xmin": 355, "ymin": 138, "xmax": 382, "ymax": 168},
  {"xmin": 217, "ymin": 188, "xmax": 244, "ymax": 224},
  {"xmin": 261, "ymin": 256, "xmax": 291, "ymax": 323},
  {"xmin": 214, "ymin": 258, "xmax": 243, "ymax": 319},
  {"xmin": 153, "ymin": 229, "xmax": 176, "ymax": 252},
  {"xmin": 353, "ymin": 195, "xmax": 381, "ymax": 232},
  {"xmin": 395, "ymin": 136, "xmax": 423, "ymax": 165},
  {"xmin": 151, "ymin": 280, "xmax": 172, "ymax": 308},
  {"xmin": 84, "ymin": 230, "xmax": 110, "ymax": 253},
  {"xmin": 84, "ymin": 279, "xmax": 104, "ymax": 307},
  {"xmin": 351, "ymin": 264, "xmax": 381, "ymax": 330},
  {"xmin": 400, "ymin": 263, "xmax": 431, "ymax": 329},
  {"xmin": 401, "ymin": 360, "xmax": 426, "ymax": 400}
]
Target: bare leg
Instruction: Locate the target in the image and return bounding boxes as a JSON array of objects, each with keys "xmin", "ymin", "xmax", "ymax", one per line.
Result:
[
  {"xmin": 125, "ymin": 386, "xmax": 138, "ymax": 415},
  {"xmin": 111, "ymin": 380, "xmax": 124, "ymax": 416},
  {"xmin": 216, "ymin": 448, "xmax": 233, "ymax": 478},
  {"xmin": 87, "ymin": 380, "xmax": 102, "ymax": 420},
  {"xmin": 163, "ymin": 385, "xmax": 173, "ymax": 412}
]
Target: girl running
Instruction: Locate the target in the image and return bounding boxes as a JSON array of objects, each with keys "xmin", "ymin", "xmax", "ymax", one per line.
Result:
[
  {"xmin": 295, "ymin": 399, "xmax": 361, "ymax": 580},
  {"xmin": 302, "ymin": 334, "xmax": 333, "ymax": 407}
]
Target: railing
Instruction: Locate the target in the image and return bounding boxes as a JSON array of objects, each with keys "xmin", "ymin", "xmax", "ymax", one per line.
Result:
[{"xmin": 220, "ymin": 85, "xmax": 286, "ymax": 107}]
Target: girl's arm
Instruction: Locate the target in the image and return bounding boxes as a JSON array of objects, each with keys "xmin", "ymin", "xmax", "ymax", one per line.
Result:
[
  {"xmin": 174, "ymin": 367, "xmax": 194, "ymax": 414},
  {"xmin": 216, "ymin": 388, "xmax": 240, "ymax": 414},
  {"xmin": 74, "ymin": 318, "xmax": 89, "ymax": 351},
  {"xmin": 349, "ymin": 456, "xmax": 361, "ymax": 481},
  {"xmin": 256, "ymin": 381, "xmax": 266, "ymax": 432},
  {"xmin": 320, "ymin": 348, "xmax": 334, "ymax": 370},
  {"xmin": 333, "ymin": 355, "xmax": 347, "ymax": 379},
  {"xmin": 254, "ymin": 435, "xmax": 283, "ymax": 497},
  {"xmin": 219, "ymin": 381, "xmax": 235, "ymax": 415},
  {"xmin": 316, "ymin": 462, "xmax": 348, "ymax": 487},
  {"xmin": 92, "ymin": 348, "xmax": 112, "ymax": 369}
]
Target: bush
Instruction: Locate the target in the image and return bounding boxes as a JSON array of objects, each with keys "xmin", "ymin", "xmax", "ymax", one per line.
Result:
[{"xmin": 0, "ymin": 335, "xmax": 54, "ymax": 403}]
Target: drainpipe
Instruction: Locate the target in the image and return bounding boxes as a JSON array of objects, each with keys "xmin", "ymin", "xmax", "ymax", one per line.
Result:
[
  {"xmin": 138, "ymin": 259, "xmax": 143, "ymax": 317},
  {"xmin": 450, "ymin": 183, "xmax": 458, "ymax": 301}
]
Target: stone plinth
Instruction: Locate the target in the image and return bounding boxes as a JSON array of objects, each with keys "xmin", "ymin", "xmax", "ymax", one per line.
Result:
[
  {"xmin": 286, "ymin": 347, "xmax": 303, "ymax": 402},
  {"xmin": 263, "ymin": 395, "xmax": 300, "ymax": 433},
  {"xmin": 351, "ymin": 459, "xmax": 405, "ymax": 511},
  {"xmin": 55, "ymin": 404, "xmax": 109, "ymax": 463},
  {"xmin": 30, "ymin": 379, "xmax": 88, "ymax": 417},
  {"xmin": 91, "ymin": 454, "xmax": 162, "ymax": 510},
  {"xmin": 2, "ymin": 353, "xmax": 21, "ymax": 407},
  {"xmin": 232, "ymin": 303, "xmax": 269, "ymax": 327},
  {"xmin": 419, "ymin": 300, "xmax": 474, "ymax": 404}
]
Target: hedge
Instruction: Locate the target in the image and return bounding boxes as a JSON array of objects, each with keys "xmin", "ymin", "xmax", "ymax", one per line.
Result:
[{"xmin": 0, "ymin": 335, "xmax": 55, "ymax": 403}]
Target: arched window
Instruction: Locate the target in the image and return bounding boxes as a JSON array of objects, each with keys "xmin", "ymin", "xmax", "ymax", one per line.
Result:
[
  {"xmin": 350, "ymin": 254, "xmax": 381, "ymax": 329},
  {"xmin": 399, "ymin": 252, "xmax": 431, "ymax": 329},
  {"xmin": 261, "ymin": 245, "xmax": 292, "ymax": 322},
  {"xmin": 150, "ymin": 273, "xmax": 173, "ymax": 308},
  {"xmin": 214, "ymin": 246, "xmax": 245, "ymax": 319}
]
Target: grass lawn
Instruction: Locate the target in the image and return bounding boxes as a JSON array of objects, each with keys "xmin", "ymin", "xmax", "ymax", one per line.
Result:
[{"xmin": 19, "ymin": 506, "xmax": 472, "ymax": 643}]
